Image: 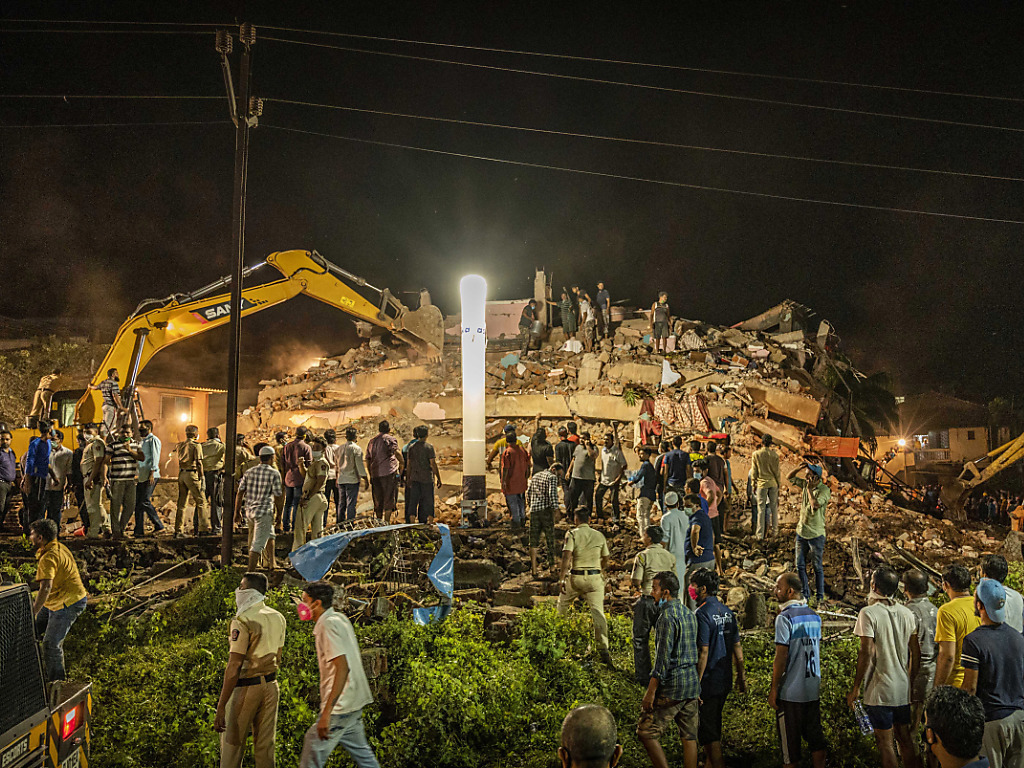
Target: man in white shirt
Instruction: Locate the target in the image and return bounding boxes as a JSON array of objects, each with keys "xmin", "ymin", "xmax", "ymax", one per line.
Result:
[
  {"xmin": 335, "ymin": 427, "xmax": 368, "ymax": 525},
  {"xmin": 981, "ymin": 555, "xmax": 1024, "ymax": 634},
  {"xmin": 846, "ymin": 567, "xmax": 921, "ymax": 768},
  {"xmin": 45, "ymin": 429, "xmax": 74, "ymax": 528},
  {"xmin": 298, "ymin": 581, "xmax": 380, "ymax": 768}
]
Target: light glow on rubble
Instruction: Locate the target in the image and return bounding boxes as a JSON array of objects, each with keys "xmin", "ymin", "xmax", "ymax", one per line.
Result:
[{"xmin": 460, "ymin": 275, "xmax": 487, "ymax": 477}]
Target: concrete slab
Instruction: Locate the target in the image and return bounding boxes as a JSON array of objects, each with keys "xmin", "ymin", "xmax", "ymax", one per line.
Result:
[
  {"xmin": 743, "ymin": 385, "xmax": 821, "ymax": 426},
  {"xmin": 606, "ymin": 362, "xmax": 662, "ymax": 385},
  {"xmin": 489, "ymin": 394, "xmax": 573, "ymax": 419},
  {"xmin": 746, "ymin": 417, "xmax": 806, "ymax": 451},
  {"xmin": 568, "ymin": 394, "xmax": 643, "ymax": 422}
]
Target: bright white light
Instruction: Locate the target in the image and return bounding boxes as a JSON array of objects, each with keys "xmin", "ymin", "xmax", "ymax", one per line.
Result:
[
  {"xmin": 179, "ymin": 413, "xmax": 189, "ymax": 423},
  {"xmin": 461, "ymin": 275, "xmax": 487, "ymax": 477},
  {"xmin": 897, "ymin": 439, "xmax": 907, "ymax": 447}
]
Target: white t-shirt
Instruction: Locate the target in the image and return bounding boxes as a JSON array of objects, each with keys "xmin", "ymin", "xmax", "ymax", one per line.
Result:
[
  {"xmin": 853, "ymin": 601, "xmax": 918, "ymax": 706},
  {"xmin": 314, "ymin": 608, "xmax": 374, "ymax": 715},
  {"xmin": 599, "ymin": 446, "xmax": 626, "ymax": 486},
  {"xmin": 1003, "ymin": 585, "xmax": 1024, "ymax": 634}
]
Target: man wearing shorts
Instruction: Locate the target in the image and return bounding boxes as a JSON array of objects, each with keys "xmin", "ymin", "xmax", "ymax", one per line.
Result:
[
  {"xmin": 235, "ymin": 446, "xmax": 283, "ymax": 571},
  {"xmin": 770, "ymin": 572, "xmax": 826, "ymax": 768},
  {"xmin": 637, "ymin": 570, "xmax": 699, "ymax": 768},
  {"xmin": 847, "ymin": 567, "xmax": 921, "ymax": 768},
  {"xmin": 528, "ymin": 462, "xmax": 564, "ymax": 576},
  {"xmin": 649, "ymin": 292, "xmax": 671, "ymax": 353}
]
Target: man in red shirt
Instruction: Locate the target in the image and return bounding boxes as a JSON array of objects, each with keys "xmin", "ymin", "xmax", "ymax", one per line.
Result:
[
  {"xmin": 282, "ymin": 427, "xmax": 312, "ymax": 534},
  {"xmin": 499, "ymin": 425, "xmax": 531, "ymax": 529},
  {"xmin": 365, "ymin": 420, "xmax": 403, "ymax": 524}
]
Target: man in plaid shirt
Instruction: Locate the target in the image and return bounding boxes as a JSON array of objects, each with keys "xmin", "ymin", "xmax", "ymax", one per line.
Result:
[
  {"xmin": 234, "ymin": 446, "xmax": 283, "ymax": 571},
  {"xmin": 527, "ymin": 461, "xmax": 564, "ymax": 576},
  {"xmin": 638, "ymin": 570, "xmax": 700, "ymax": 768}
]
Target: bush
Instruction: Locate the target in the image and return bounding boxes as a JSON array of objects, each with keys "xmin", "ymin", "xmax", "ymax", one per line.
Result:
[{"xmin": 65, "ymin": 573, "xmax": 879, "ymax": 767}]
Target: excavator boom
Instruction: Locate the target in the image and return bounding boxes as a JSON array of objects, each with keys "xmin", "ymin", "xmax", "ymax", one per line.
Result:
[{"xmin": 941, "ymin": 431, "xmax": 1024, "ymax": 518}]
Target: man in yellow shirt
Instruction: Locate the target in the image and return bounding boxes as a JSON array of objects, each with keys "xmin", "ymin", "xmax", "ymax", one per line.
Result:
[
  {"xmin": 934, "ymin": 564, "xmax": 980, "ymax": 689},
  {"xmin": 30, "ymin": 518, "xmax": 88, "ymax": 681}
]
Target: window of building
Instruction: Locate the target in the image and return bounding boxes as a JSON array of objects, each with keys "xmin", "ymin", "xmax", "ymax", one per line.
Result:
[
  {"xmin": 967, "ymin": 430, "xmax": 976, "ymax": 441},
  {"xmin": 161, "ymin": 395, "xmax": 193, "ymax": 424}
]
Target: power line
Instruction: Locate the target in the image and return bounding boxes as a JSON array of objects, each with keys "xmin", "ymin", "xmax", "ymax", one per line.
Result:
[
  {"xmin": 267, "ymin": 97, "xmax": 1024, "ymax": 183},
  {"xmin": 0, "ymin": 94, "xmax": 223, "ymax": 100},
  {"xmin": 1, "ymin": 19, "xmax": 224, "ymax": 26},
  {"xmin": 259, "ymin": 25, "xmax": 1024, "ymax": 104},
  {"xmin": 0, "ymin": 120, "xmax": 230, "ymax": 129},
  {"xmin": 260, "ymin": 36, "xmax": 1024, "ymax": 134},
  {"xmin": 260, "ymin": 123, "xmax": 1024, "ymax": 225},
  {"xmin": 0, "ymin": 28, "xmax": 211, "ymax": 35}
]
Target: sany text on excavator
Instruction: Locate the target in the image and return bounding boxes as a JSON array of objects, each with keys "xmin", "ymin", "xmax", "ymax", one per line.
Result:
[{"xmin": 12, "ymin": 250, "xmax": 443, "ymax": 452}]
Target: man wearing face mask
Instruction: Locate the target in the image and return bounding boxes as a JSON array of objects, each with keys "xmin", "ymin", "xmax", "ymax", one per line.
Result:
[
  {"xmin": 235, "ymin": 446, "xmax": 284, "ymax": 571},
  {"xmin": 922, "ymin": 686, "xmax": 990, "ymax": 768},
  {"xmin": 630, "ymin": 525, "xmax": 677, "ymax": 685},
  {"xmin": 88, "ymin": 367, "xmax": 124, "ymax": 434},
  {"xmin": 298, "ymin": 581, "xmax": 380, "ymax": 768},
  {"xmin": 215, "ymin": 572, "xmax": 286, "ymax": 768}
]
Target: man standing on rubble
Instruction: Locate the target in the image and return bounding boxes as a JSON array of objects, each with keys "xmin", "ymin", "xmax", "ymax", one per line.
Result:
[
  {"xmin": 847, "ymin": 567, "xmax": 922, "ymax": 768},
  {"xmin": 684, "ymin": 492, "xmax": 716, "ymax": 608},
  {"xmin": 596, "ymin": 426, "xmax": 627, "ymax": 525},
  {"xmin": 770, "ymin": 572, "xmax": 827, "ymax": 768},
  {"xmin": 500, "ymin": 425, "xmax": 531, "ymax": 529},
  {"xmin": 322, "ymin": 429, "xmax": 341, "ymax": 523},
  {"xmin": 560, "ymin": 290, "xmax": 577, "ymax": 340},
  {"xmin": 202, "ymin": 427, "xmax": 226, "ymax": 535},
  {"xmin": 568, "ymin": 432, "xmax": 599, "ymax": 515},
  {"xmin": 579, "ymin": 293, "xmax": 597, "ymax": 352},
  {"xmin": 555, "ymin": 427, "xmax": 574, "ymax": 508},
  {"xmin": 273, "ymin": 432, "xmax": 288, "ymax": 530},
  {"xmin": 530, "ymin": 416, "xmax": 555, "ymax": 472},
  {"xmin": 630, "ymin": 447, "xmax": 660, "ymax": 539},
  {"xmin": 106, "ymin": 424, "xmax": 143, "ymax": 539},
  {"xmin": 215, "ymin": 571, "xmax": 286, "ymax": 768},
  {"xmin": 596, "ymin": 281, "xmax": 611, "ymax": 339},
  {"xmin": 235, "ymin": 446, "xmax": 283, "ymax": 571},
  {"xmin": 787, "ymin": 463, "xmax": 831, "ymax": 606},
  {"xmin": 558, "ymin": 506, "xmax": 614, "ymax": 667},
  {"xmin": 28, "ymin": 368, "xmax": 62, "ymax": 427},
  {"xmin": 903, "ymin": 570, "xmax": 938, "ymax": 734},
  {"xmin": 751, "ymin": 434, "xmax": 782, "ymax": 539},
  {"xmin": 405, "ymin": 425, "xmax": 442, "ymax": 525},
  {"xmin": 934, "ymin": 564, "xmax": 981, "ymax": 690},
  {"xmin": 660, "ymin": 491, "xmax": 689, "ymax": 586},
  {"xmin": 961, "ymin": 578, "xmax": 1024, "ymax": 768},
  {"xmin": 528, "ymin": 461, "xmax": 564, "ymax": 576},
  {"xmin": 21, "ymin": 419, "xmax": 52, "ymax": 534},
  {"xmin": 660, "ymin": 437, "xmax": 690, "ymax": 500},
  {"xmin": 366, "ymin": 421, "xmax": 402, "ymax": 524},
  {"xmin": 0, "ymin": 428, "xmax": 17, "ymax": 530},
  {"xmin": 88, "ymin": 367, "xmax": 124, "ymax": 434},
  {"xmin": 134, "ymin": 419, "xmax": 164, "ymax": 537},
  {"xmin": 293, "ymin": 436, "xmax": 329, "ymax": 549},
  {"xmin": 336, "ymin": 428, "xmax": 368, "ymax": 525},
  {"xmin": 282, "ymin": 427, "xmax": 313, "ymax": 533},
  {"xmin": 174, "ymin": 424, "xmax": 210, "ymax": 537},
  {"xmin": 519, "ymin": 299, "xmax": 540, "ymax": 354},
  {"xmin": 80, "ymin": 423, "xmax": 110, "ymax": 537},
  {"xmin": 631, "ymin": 525, "xmax": 677, "ymax": 685},
  {"xmin": 649, "ymin": 292, "xmax": 671, "ymax": 354},
  {"xmin": 44, "ymin": 429, "xmax": 72, "ymax": 529},
  {"xmin": 980, "ymin": 555, "xmax": 1024, "ymax": 634}
]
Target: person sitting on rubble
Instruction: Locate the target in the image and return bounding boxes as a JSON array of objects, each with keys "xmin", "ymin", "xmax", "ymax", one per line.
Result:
[
  {"xmin": 559, "ymin": 704, "xmax": 622, "ymax": 768},
  {"xmin": 649, "ymin": 292, "xmax": 671, "ymax": 354}
]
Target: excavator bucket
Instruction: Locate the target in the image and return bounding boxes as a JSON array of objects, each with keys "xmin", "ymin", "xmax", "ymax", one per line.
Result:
[{"xmin": 392, "ymin": 304, "xmax": 446, "ymax": 360}]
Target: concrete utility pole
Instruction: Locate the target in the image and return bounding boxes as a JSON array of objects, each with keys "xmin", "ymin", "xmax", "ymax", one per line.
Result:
[{"xmin": 217, "ymin": 24, "xmax": 259, "ymax": 567}]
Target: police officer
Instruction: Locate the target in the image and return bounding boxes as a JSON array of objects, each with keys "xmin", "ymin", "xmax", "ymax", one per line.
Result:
[
  {"xmin": 557, "ymin": 506, "xmax": 614, "ymax": 666},
  {"xmin": 293, "ymin": 436, "xmax": 329, "ymax": 549},
  {"xmin": 215, "ymin": 572, "xmax": 286, "ymax": 768},
  {"xmin": 630, "ymin": 524, "xmax": 677, "ymax": 684},
  {"xmin": 202, "ymin": 427, "xmax": 227, "ymax": 534},
  {"xmin": 174, "ymin": 424, "xmax": 209, "ymax": 537}
]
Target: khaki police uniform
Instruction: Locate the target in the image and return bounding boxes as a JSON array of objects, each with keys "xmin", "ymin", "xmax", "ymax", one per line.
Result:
[
  {"xmin": 630, "ymin": 543, "xmax": 678, "ymax": 683},
  {"xmin": 175, "ymin": 437, "xmax": 210, "ymax": 534},
  {"xmin": 293, "ymin": 455, "xmax": 329, "ymax": 549},
  {"xmin": 221, "ymin": 600, "xmax": 287, "ymax": 768},
  {"xmin": 81, "ymin": 435, "xmax": 111, "ymax": 536},
  {"xmin": 557, "ymin": 523, "xmax": 611, "ymax": 649}
]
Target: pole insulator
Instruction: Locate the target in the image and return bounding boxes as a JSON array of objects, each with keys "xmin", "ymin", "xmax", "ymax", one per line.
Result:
[
  {"xmin": 249, "ymin": 96, "xmax": 264, "ymax": 117},
  {"xmin": 215, "ymin": 30, "xmax": 233, "ymax": 54},
  {"xmin": 239, "ymin": 23, "xmax": 256, "ymax": 47}
]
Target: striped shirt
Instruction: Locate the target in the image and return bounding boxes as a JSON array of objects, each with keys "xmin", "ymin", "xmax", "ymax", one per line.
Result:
[
  {"xmin": 238, "ymin": 463, "xmax": 283, "ymax": 519},
  {"xmin": 106, "ymin": 440, "xmax": 140, "ymax": 481},
  {"xmin": 527, "ymin": 468, "xmax": 560, "ymax": 512},
  {"xmin": 99, "ymin": 377, "xmax": 120, "ymax": 406},
  {"xmin": 652, "ymin": 598, "xmax": 700, "ymax": 701}
]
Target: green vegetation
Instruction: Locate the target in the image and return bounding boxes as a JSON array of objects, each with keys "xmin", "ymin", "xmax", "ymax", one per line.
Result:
[{"xmin": 60, "ymin": 570, "xmax": 883, "ymax": 767}]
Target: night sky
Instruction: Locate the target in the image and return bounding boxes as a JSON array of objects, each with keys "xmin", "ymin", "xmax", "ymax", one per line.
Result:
[{"xmin": 2, "ymin": 2, "xmax": 1022, "ymax": 399}]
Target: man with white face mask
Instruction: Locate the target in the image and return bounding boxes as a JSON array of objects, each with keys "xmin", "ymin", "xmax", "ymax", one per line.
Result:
[{"xmin": 215, "ymin": 572, "xmax": 286, "ymax": 768}]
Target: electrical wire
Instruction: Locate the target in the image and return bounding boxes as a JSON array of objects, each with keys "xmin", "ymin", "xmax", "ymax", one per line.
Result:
[
  {"xmin": 0, "ymin": 120, "xmax": 231, "ymax": 128},
  {"xmin": 259, "ymin": 24, "xmax": 1024, "ymax": 104},
  {"xmin": 260, "ymin": 36, "xmax": 1024, "ymax": 134},
  {"xmin": 260, "ymin": 123, "xmax": 1024, "ymax": 225},
  {"xmin": 266, "ymin": 97, "xmax": 1024, "ymax": 183},
  {"xmin": 0, "ymin": 94, "xmax": 224, "ymax": 100},
  {"xmin": 0, "ymin": 28, "xmax": 212, "ymax": 35},
  {"xmin": 1, "ymin": 19, "xmax": 224, "ymax": 26}
]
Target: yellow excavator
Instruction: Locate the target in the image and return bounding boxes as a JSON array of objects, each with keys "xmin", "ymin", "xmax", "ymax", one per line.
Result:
[
  {"xmin": 11, "ymin": 249, "xmax": 444, "ymax": 454},
  {"xmin": 940, "ymin": 431, "xmax": 1024, "ymax": 519}
]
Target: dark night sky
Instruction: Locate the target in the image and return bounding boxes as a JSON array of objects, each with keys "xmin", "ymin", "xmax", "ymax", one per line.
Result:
[{"xmin": 2, "ymin": 2, "xmax": 1022, "ymax": 398}]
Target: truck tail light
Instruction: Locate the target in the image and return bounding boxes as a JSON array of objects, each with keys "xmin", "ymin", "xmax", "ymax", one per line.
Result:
[{"xmin": 62, "ymin": 705, "xmax": 80, "ymax": 739}]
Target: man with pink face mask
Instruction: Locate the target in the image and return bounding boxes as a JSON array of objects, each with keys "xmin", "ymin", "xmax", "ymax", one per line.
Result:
[{"xmin": 215, "ymin": 572, "xmax": 286, "ymax": 768}]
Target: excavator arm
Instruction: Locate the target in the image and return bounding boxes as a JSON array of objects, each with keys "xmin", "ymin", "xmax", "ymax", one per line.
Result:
[
  {"xmin": 940, "ymin": 431, "xmax": 1024, "ymax": 518},
  {"xmin": 75, "ymin": 249, "xmax": 443, "ymax": 425}
]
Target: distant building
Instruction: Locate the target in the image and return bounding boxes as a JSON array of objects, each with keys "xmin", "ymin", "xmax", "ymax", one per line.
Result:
[{"xmin": 875, "ymin": 391, "xmax": 989, "ymax": 485}]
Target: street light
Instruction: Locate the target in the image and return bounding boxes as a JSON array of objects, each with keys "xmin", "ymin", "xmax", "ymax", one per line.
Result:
[{"xmin": 460, "ymin": 275, "xmax": 487, "ymax": 525}]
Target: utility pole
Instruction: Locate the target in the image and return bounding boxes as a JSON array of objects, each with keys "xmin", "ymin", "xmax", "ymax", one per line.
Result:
[{"xmin": 217, "ymin": 24, "xmax": 259, "ymax": 567}]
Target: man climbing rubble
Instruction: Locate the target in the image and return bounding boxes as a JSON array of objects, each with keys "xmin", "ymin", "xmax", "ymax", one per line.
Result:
[
  {"xmin": 27, "ymin": 368, "xmax": 61, "ymax": 428},
  {"xmin": 787, "ymin": 463, "xmax": 830, "ymax": 606}
]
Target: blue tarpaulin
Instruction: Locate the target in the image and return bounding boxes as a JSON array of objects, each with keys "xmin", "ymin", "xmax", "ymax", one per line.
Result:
[{"xmin": 289, "ymin": 522, "xmax": 454, "ymax": 615}]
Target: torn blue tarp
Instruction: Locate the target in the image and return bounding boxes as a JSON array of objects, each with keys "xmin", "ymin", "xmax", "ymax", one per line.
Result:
[
  {"xmin": 413, "ymin": 604, "xmax": 452, "ymax": 625},
  {"xmin": 289, "ymin": 522, "xmax": 455, "ymax": 613}
]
